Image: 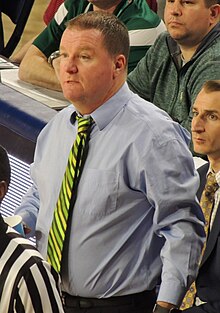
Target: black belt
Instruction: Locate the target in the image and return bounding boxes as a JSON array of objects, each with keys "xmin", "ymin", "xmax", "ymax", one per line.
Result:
[{"xmin": 62, "ymin": 289, "xmax": 156, "ymax": 308}]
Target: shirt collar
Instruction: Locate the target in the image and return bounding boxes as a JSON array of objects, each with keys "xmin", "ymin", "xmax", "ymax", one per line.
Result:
[
  {"xmin": 90, "ymin": 82, "xmax": 132, "ymax": 131},
  {"xmin": 216, "ymin": 171, "xmax": 220, "ymax": 187},
  {"xmin": 69, "ymin": 83, "xmax": 132, "ymax": 130},
  {"xmin": 207, "ymin": 166, "xmax": 220, "ymax": 187}
]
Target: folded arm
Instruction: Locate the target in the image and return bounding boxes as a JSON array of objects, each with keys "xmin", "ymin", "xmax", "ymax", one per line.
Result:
[{"xmin": 18, "ymin": 45, "xmax": 62, "ymax": 91}]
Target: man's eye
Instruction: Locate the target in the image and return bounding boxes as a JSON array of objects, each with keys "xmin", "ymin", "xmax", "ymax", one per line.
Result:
[
  {"xmin": 182, "ymin": 0, "xmax": 194, "ymax": 4},
  {"xmin": 208, "ymin": 114, "xmax": 218, "ymax": 121},
  {"xmin": 192, "ymin": 111, "xmax": 198, "ymax": 117},
  {"xmin": 60, "ymin": 53, "xmax": 68, "ymax": 59},
  {"xmin": 80, "ymin": 55, "xmax": 90, "ymax": 60}
]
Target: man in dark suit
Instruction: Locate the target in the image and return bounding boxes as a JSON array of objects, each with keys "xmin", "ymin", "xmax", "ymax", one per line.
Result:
[{"xmin": 182, "ymin": 80, "xmax": 220, "ymax": 313}]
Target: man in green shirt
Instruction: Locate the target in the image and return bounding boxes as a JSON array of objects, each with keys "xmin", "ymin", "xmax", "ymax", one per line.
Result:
[{"xmin": 18, "ymin": 0, "xmax": 165, "ymax": 91}]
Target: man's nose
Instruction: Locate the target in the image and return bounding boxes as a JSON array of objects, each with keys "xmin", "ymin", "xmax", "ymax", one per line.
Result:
[
  {"xmin": 192, "ymin": 116, "xmax": 205, "ymax": 133},
  {"xmin": 170, "ymin": 1, "xmax": 182, "ymax": 15},
  {"xmin": 65, "ymin": 59, "xmax": 78, "ymax": 73}
]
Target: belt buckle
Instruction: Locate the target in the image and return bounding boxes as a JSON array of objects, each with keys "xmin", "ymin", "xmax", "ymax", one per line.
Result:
[{"xmin": 79, "ymin": 299, "xmax": 94, "ymax": 308}]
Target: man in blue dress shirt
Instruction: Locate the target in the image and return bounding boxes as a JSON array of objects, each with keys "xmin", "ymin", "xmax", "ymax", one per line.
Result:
[{"xmin": 16, "ymin": 11, "xmax": 205, "ymax": 313}]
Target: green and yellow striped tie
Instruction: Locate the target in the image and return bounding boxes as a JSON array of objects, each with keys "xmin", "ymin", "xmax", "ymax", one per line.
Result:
[{"xmin": 47, "ymin": 115, "xmax": 93, "ymax": 272}]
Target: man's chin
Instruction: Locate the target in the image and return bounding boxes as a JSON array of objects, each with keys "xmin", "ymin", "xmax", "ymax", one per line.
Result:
[
  {"xmin": 168, "ymin": 31, "xmax": 187, "ymax": 44},
  {"xmin": 194, "ymin": 147, "xmax": 208, "ymax": 157}
]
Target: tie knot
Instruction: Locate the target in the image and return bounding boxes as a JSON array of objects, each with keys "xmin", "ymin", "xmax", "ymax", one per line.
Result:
[
  {"xmin": 204, "ymin": 172, "xmax": 218, "ymax": 199},
  {"xmin": 76, "ymin": 115, "xmax": 93, "ymax": 134}
]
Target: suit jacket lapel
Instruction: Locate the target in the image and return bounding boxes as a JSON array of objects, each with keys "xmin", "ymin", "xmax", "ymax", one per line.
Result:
[
  {"xmin": 197, "ymin": 163, "xmax": 209, "ymax": 200},
  {"xmin": 200, "ymin": 202, "xmax": 220, "ymax": 266},
  {"xmin": 198, "ymin": 162, "xmax": 220, "ymax": 266}
]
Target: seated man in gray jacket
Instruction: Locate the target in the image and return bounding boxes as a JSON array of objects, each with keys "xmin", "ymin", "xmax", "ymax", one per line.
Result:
[{"xmin": 127, "ymin": 0, "xmax": 220, "ymax": 138}]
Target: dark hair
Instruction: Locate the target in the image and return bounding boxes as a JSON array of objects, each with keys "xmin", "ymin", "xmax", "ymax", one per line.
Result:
[
  {"xmin": 66, "ymin": 11, "xmax": 130, "ymax": 64},
  {"xmin": 203, "ymin": 80, "xmax": 220, "ymax": 92},
  {"xmin": 0, "ymin": 146, "xmax": 11, "ymax": 186}
]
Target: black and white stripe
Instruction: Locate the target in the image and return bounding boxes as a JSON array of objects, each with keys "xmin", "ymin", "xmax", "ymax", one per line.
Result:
[{"xmin": 0, "ymin": 223, "xmax": 64, "ymax": 313}]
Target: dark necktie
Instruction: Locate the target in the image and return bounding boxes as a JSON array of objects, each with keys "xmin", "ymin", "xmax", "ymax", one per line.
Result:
[
  {"xmin": 47, "ymin": 115, "xmax": 93, "ymax": 272},
  {"xmin": 181, "ymin": 172, "xmax": 218, "ymax": 309}
]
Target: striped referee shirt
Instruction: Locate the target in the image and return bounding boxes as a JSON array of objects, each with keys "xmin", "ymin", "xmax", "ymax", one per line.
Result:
[{"xmin": 0, "ymin": 215, "xmax": 64, "ymax": 313}]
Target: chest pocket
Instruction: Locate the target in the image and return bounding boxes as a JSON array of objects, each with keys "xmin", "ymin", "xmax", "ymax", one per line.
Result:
[{"xmin": 75, "ymin": 169, "xmax": 119, "ymax": 220}]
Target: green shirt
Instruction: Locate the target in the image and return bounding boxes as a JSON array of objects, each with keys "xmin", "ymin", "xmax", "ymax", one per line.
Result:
[{"xmin": 33, "ymin": 0, "xmax": 166, "ymax": 73}]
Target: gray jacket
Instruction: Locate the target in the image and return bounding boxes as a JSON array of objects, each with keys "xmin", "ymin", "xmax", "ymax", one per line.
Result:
[{"xmin": 127, "ymin": 23, "xmax": 220, "ymax": 134}]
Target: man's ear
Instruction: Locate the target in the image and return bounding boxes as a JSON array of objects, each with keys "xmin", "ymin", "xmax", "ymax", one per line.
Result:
[
  {"xmin": 113, "ymin": 54, "xmax": 126, "ymax": 78},
  {"xmin": 0, "ymin": 181, "xmax": 8, "ymax": 202},
  {"xmin": 209, "ymin": 4, "xmax": 220, "ymax": 22}
]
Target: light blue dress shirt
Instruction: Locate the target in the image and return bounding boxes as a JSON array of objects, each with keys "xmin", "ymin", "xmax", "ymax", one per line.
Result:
[{"xmin": 16, "ymin": 83, "xmax": 205, "ymax": 306}]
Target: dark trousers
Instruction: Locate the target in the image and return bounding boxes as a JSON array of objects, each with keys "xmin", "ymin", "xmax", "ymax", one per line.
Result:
[{"xmin": 62, "ymin": 290, "xmax": 156, "ymax": 313}]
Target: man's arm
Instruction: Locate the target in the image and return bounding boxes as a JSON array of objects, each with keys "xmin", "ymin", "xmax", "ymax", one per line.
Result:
[
  {"xmin": 18, "ymin": 45, "xmax": 62, "ymax": 91},
  {"xmin": 17, "ymin": 0, "xmax": 70, "ymax": 90},
  {"xmin": 143, "ymin": 127, "xmax": 205, "ymax": 307},
  {"xmin": 15, "ymin": 183, "xmax": 40, "ymax": 238},
  {"xmin": 10, "ymin": 35, "xmax": 38, "ymax": 64},
  {"xmin": 152, "ymin": 302, "xmax": 181, "ymax": 312}
]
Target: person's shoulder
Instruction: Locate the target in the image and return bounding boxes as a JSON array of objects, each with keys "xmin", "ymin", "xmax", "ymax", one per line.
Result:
[
  {"xmin": 195, "ymin": 24, "xmax": 220, "ymax": 58},
  {"xmin": 4, "ymin": 233, "xmax": 60, "ymax": 294},
  {"xmin": 142, "ymin": 31, "xmax": 169, "ymax": 58},
  {"xmin": 127, "ymin": 92, "xmax": 171, "ymax": 125},
  {"xmin": 127, "ymin": 93, "xmax": 189, "ymax": 140},
  {"xmin": 206, "ymin": 36, "xmax": 220, "ymax": 55},
  {"xmin": 4, "ymin": 228, "xmax": 43, "ymax": 261},
  {"xmin": 150, "ymin": 31, "xmax": 169, "ymax": 46},
  {"xmin": 201, "ymin": 34, "xmax": 220, "ymax": 54},
  {"xmin": 55, "ymin": 0, "xmax": 87, "ymax": 20}
]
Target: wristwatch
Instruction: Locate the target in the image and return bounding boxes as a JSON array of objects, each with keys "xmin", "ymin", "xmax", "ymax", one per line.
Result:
[
  {"xmin": 153, "ymin": 304, "xmax": 181, "ymax": 313},
  {"xmin": 48, "ymin": 50, "xmax": 60, "ymax": 67}
]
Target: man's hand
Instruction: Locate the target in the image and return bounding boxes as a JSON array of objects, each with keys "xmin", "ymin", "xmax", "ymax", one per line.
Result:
[{"xmin": 22, "ymin": 223, "xmax": 32, "ymax": 235}]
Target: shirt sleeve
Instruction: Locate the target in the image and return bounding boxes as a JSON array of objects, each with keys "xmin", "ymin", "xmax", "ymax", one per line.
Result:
[
  {"xmin": 15, "ymin": 183, "xmax": 40, "ymax": 238},
  {"xmin": 126, "ymin": 15, "xmax": 166, "ymax": 73},
  {"xmin": 140, "ymin": 132, "xmax": 205, "ymax": 306},
  {"xmin": 33, "ymin": 1, "xmax": 68, "ymax": 58}
]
